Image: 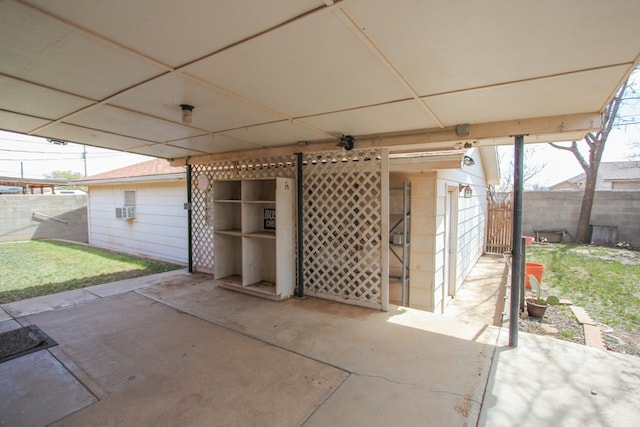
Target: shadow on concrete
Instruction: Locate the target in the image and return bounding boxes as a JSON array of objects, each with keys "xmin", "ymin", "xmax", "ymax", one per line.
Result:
[{"xmin": 479, "ymin": 319, "xmax": 640, "ymax": 426}]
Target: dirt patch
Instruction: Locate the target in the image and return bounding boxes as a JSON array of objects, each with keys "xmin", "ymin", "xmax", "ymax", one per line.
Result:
[
  {"xmin": 519, "ymin": 305, "xmax": 585, "ymax": 346},
  {"xmin": 454, "ymin": 394, "xmax": 473, "ymax": 417},
  {"xmin": 519, "ymin": 305, "xmax": 640, "ymax": 357},
  {"xmin": 574, "ymin": 247, "xmax": 640, "ymax": 265}
]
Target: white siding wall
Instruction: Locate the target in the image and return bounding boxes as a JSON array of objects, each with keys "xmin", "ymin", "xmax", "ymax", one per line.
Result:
[
  {"xmin": 87, "ymin": 181, "xmax": 188, "ymax": 264},
  {"xmin": 436, "ymin": 155, "xmax": 488, "ymax": 313}
]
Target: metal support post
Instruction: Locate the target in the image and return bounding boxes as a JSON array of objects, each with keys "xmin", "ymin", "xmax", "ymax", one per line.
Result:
[
  {"xmin": 509, "ymin": 135, "xmax": 525, "ymax": 347},
  {"xmin": 296, "ymin": 153, "xmax": 304, "ymax": 298},
  {"xmin": 186, "ymin": 164, "xmax": 193, "ymax": 273},
  {"xmin": 520, "ymin": 237, "xmax": 526, "ymax": 312}
]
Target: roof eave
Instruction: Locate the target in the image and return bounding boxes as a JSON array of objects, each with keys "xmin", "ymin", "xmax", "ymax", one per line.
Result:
[{"xmin": 77, "ymin": 173, "xmax": 186, "ymax": 186}]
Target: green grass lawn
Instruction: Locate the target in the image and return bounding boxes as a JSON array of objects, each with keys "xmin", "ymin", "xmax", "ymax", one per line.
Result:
[
  {"xmin": 0, "ymin": 240, "xmax": 183, "ymax": 304},
  {"xmin": 526, "ymin": 244, "xmax": 640, "ymax": 332}
]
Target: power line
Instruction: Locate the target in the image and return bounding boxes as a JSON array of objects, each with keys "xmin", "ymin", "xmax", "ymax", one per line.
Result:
[
  {"xmin": 0, "ymin": 148, "xmax": 142, "ymax": 158},
  {"xmin": 0, "ymin": 157, "xmax": 86, "ymax": 162},
  {"xmin": 0, "ymin": 148, "xmax": 86, "ymax": 154}
]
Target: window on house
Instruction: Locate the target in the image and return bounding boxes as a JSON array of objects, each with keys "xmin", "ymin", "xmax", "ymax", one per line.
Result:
[
  {"xmin": 115, "ymin": 190, "xmax": 137, "ymax": 219},
  {"xmin": 124, "ymin": 190, "xmax": 136, "ymax": 207}
]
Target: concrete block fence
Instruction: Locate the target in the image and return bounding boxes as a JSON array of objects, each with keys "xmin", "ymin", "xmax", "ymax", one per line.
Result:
[
  {"xmin": 522, "ymin": 191, "xmax": 640, "ymax": 247},
  {"xmin": 0, "ymin": 195, "xmax": 88, "ymax": 243}
]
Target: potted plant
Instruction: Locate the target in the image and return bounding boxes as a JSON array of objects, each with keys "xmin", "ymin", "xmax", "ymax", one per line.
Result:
[{"xmin": 526, "ymin": 275, "xmax": 559, "ymax": 318}]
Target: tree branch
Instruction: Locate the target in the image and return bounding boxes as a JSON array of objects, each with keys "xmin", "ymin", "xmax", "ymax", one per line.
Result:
[{"xmin": 549, "ymin": 141, "xmax": 589, "ymax": 172}]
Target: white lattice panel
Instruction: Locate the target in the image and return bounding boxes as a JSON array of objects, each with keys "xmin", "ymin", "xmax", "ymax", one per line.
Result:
[
  {"xmin": 190, "ymin": 164, "xmax": 215, "ymax": 273},
  {"xmin": 302, "ymin": 149, "xmax": 388, "ymax": 309}
]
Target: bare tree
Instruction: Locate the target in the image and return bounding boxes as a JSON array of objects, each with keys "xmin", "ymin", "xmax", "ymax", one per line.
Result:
[
  {"xmin": 550, "ymin": 68, "xmax": 637, "ymax": 243},
  {"xmin": 487, "ymin": 146, "xmax": 545, "ymax": 202}
]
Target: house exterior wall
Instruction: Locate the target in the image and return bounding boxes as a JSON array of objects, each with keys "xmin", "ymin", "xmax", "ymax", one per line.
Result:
[
  {"xmin": 87, "ymin": 180, "xmax": 187, "ymax": 264},
  {"xmin": 436, "ymin": 160, "xmax": 488, "ymax": 313},
  {"xmin": 389, "ymin": 154, "xmax": 488, "ymax": 313},
  {"xmin": 611, "ymin": 180, "xmax": 640, "ymax": 191}
]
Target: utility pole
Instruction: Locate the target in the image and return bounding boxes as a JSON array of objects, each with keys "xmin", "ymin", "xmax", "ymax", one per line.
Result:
[{"xmin": 83, "ymin": 145, "xmax": 87, "ymax": 177}]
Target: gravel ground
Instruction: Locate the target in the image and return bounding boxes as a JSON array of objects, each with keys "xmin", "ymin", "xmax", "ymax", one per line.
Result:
[{"xmin": 602, "ymin": 329, "xmax": 640, "ymax": 357}]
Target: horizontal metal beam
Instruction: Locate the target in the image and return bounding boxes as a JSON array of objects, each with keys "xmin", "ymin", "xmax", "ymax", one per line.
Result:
[{"xmin": 173, "ymin": 112, "xmax": 601, "ymax": 165}]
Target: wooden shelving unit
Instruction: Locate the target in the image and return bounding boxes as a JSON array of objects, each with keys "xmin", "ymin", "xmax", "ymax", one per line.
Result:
[{"xmin": 213, "ymin": 178, "xmax": 295, "ymax": 300}]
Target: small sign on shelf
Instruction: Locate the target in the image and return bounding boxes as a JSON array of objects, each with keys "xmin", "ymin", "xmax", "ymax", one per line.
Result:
[{"xmin": 263, "ymin": 208, "xmax": 276, "ymax": 231}]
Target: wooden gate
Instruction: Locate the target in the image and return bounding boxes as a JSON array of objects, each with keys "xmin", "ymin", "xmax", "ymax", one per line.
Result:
[{"xmin": 485, "ymin": 200, "xmax": 513, "ymax": 254}]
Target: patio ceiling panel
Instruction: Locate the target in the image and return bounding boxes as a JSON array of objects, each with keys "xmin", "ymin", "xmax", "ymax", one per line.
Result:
[
  {"xmin": 66, "ymin": 105, "xmax": 206, "ymax": 143},
  {"xmin": 0, "ymin": 76, "xmax": 94, "ymax": 120},
  {"xmin": 23, "ymin": 0, "xmax": 326, "ymax": 68},
  {"xmin": 345, "ymin": 0, "xmax": 640, "ymax": 97},
  {"xmin": 128, "ymin": 143, "xmax": 211, "ymax": 159},
  {"xmin": 110, "ymin": 74, "xmax": 285, "ymax": 133},
  {"xmin": 0, "ymin": 0, "xmax": 638, "ymax": 159},
  {"xmin": 0, "ymin": 1, "xmax": 166, "ymax": 101},
  {"xmin": 169, "ymin": 134, "xmax": 262, "ymax": 154},
  {"xmin": 219, "ymin": 121, "xmax": 332, "ymax": 147},
  {"xmin": 302, "ymin": 101, "xmax": 441, "ymax": 137},
  {"xmin": 425, "ymin": 65, "xmax": 631, "ymax": 126},
  {"xmin": 183, "ymin": 10, "xmax": 413, "ymax": 118},
  {"xmin": 0, "ymin": 111, "xmax": 50, "ymax": 135}
]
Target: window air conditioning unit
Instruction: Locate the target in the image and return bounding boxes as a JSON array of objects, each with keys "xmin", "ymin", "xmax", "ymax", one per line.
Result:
[{"xmin": 115, "ymin": 206, "xmax": 136, "ymax": 220}]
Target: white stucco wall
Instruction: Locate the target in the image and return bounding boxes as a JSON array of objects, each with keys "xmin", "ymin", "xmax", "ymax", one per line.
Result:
[{"xmin": 87, "ymin": 180, "xmax": 188, "ymax": 264}]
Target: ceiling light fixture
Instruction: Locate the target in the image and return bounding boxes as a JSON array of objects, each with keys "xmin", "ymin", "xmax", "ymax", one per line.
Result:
[
  {"xmin": 463, "ymin": 155, "xmax": 475, "ymax": 166},
  {"xmin": 180, "ymin": 104, "xmax": 194, "ymax": 124}
]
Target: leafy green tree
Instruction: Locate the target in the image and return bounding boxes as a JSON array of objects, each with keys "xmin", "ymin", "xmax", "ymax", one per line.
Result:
[
  {"xmin": 43, "ymin": 170, "xmax": 86, "ymax": 191},
  {"xmin": 43, "ymin": 170, "xmax": 83, "ymax": 181}
]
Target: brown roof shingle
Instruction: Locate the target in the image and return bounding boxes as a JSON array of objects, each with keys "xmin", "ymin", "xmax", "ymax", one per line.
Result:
[{"xmin": 76, "ymin": 159, "xmax": 184, "ymax": 182}]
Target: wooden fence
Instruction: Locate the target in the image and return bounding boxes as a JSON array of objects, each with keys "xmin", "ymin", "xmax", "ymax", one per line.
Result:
[{"xmin": 485, "ymin": 200, "xmax": 513, "ymax": 254}]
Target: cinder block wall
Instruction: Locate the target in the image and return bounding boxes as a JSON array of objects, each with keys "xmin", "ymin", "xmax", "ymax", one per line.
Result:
[
  {"xmin": 0, "ymin": 195, "xmax": 88, "ymax": 243},
  {"xmin": 522, "ymin": 191, "xmax": 640, "ymax": 246}
]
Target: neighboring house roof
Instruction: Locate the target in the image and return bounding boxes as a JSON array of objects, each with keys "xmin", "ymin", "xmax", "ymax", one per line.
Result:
[
  {"xmin": 75, "ymin": 159, "xmax": 186, "ymax": 185},
  {"xmin": 0, "ymin": 176, "xmax": 68, "ymax": 194},
  {"xmin": 601, "ymin": 161, "xmax": 640, "ymax": 181},
  {"xmin": 0, "ymin": 176, "xmax": 67, "ymax": 185},
  {"xmin": 549, "ymin": 161, "xmax": 640, "ymax": 190}
]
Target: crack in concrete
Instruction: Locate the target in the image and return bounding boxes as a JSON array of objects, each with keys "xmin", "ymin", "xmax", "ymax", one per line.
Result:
[{"xmin": 349, "ymin": 371, "xmax": 482, "ymax": 404}]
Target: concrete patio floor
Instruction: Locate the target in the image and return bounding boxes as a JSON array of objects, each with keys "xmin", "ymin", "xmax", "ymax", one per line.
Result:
[{"xmin": 1, "ymin": 256, "xmax": 639, "ymax": 426}]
